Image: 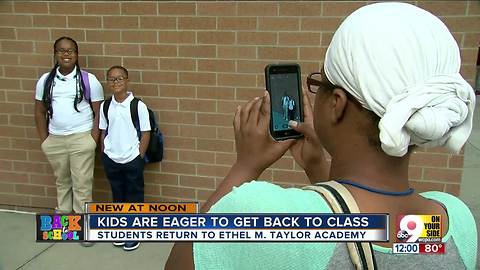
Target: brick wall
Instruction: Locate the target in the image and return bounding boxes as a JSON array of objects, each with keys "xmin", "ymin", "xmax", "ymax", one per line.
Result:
[{"xmin": 0, "ymin": 1, "xmax": 478, "ymax": 210}]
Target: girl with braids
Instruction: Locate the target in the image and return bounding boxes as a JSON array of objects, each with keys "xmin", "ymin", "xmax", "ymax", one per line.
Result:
[{"xmin": 34, "ymin": 36, "xmax": 104, "ymax": 216}]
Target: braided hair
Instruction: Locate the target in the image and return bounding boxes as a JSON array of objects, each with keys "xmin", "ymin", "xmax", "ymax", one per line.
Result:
[{"xmin": 42, "ymin": 36, "xmax": 87, "ymax": 119}]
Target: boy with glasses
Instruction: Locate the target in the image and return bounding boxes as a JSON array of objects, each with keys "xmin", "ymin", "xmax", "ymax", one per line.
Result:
[{"xmin": 99, "ymin": 65, "xmax": 151, "ymax": 251}]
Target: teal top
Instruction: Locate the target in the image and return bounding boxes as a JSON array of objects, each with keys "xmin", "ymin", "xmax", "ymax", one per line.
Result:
[{"xmin": 193, "ymin": 181, "xmax": 477, "ymax": 270}]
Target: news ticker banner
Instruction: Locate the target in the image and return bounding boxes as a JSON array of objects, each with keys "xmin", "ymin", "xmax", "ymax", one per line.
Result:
[{"xmin": 393, "ymin": 215, "xmax": 445, "ymax": 254}]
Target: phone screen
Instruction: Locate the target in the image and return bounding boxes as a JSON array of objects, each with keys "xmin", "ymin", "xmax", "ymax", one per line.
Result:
[
  {"xmin": 269, "ymin": 73, "xmax": 301, "ymax": 131},
  {"xmin": 265, "ymin": 64, "xmax": 303, "ymax": 140}
]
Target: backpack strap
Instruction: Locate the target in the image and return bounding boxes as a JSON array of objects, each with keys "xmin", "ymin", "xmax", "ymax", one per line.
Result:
[
  {"xmin": 102, "ymin": 97, "xmax": 112, "ymax": 132},
  {"xmin": 80, "ymin": 70, "xmax": 91, "ymax": 101},
  {"xmin": 303, "ymin": 181, "xmax": 378, "ymax": 270}
]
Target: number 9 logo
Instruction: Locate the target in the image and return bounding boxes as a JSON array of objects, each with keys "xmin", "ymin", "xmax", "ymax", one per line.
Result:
[{"xmin": 399, "ymin": 215, "xmax": 423, "ymax": 242}]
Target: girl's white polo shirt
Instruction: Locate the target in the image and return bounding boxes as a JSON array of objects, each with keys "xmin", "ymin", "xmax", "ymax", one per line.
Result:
[
  {"xmin": 35, "ymin": 67, "xmax": 104, "ymax": 135},
  {"xmin": 99, "ymin": 92, "xmax": 151, "ymax": 164}
]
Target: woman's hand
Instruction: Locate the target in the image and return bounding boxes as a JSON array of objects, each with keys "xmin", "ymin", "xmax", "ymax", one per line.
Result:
[
  {"xmin": 234, "ymin": 91, "xmax": 294, "ymax": 177},
  {"xmin": 289, "ymin": 87, "xmax": 329, "ymax": 183}
]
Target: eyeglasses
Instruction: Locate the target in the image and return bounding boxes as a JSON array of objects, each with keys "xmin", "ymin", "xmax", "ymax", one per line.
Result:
[
  {"xmin": 107, "ymin": 76, "xmax": 126, "ymax": 84},
  {"xmin": 306, "ymin": 72, "xmax": 338, "ymax": 94},
  {"xmin": 55, "ymin": 48, "xmax": 77, "ymax": 55}
]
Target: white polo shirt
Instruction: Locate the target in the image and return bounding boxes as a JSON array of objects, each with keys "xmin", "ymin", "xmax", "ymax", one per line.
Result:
[
  {"xmin": 99, "ymin": 92, "xmax": 151, "ymax": 164},
  {"xmin": 35, "ymin": 67, "xmax": 104, "ymax": 135}
]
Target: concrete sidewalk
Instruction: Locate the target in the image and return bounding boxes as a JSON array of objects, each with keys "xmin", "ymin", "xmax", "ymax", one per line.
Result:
[{"xmin": 0, "ymin": 211, "xmax": 173, "ymax": 270}]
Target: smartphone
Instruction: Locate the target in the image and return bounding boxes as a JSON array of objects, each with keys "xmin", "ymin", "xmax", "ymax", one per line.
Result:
[{"xmin": 265, "ymin": 63, "xmax": 304, "ymax": 141}]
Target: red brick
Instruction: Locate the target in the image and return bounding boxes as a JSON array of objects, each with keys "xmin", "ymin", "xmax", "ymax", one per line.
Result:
[
  {"xmin": 49, "ymin": 2, "xmax": 83, "ymax": 15},
  {"xmin": 4, "ymin": 66, "xmax": 36, "ymax": 78},
  {"xmin": 158, "ymin": 31, "xmax": 195, "ymax": 44},
  {"xmin": 0, "ymin": 172, "xmax": 29, "ymax": 183},
  {"xmin": 272, "ymin": 170, "xmax": 309, "ymax": 184},
  {"xmin": 258, "ymin": 17, "xmax": 300, "ymax": 31},
  {"xmin": 159, "ymin": 58, "xmax": 195, "ymax": 71},
  {"xmin": 215, "ymin": 152, "xmax": 236, "ymax": 165},
  {"xmin": 0, "ymin": 27, "xmax": 15, "ymax": 39},
  {"xmin": 148, "ymin": 97, "xmax": 182, "ymax": 113},
  {"xmin": 86, "ymin": 56, "xmax": 122, "ymax": 69},
  {"xmin": 27, "ymin": 151, "xmax": 48, "ymax": 163},
  {"xmin": 121, "ymin": 2, "xmax": 157, "ymax": 15},
  {"xmin": 179, "ymin": 99, "xmax": 216, "ymax": 112},
  {"xmin": 178, "ymin": 17, "xmax": 216, "ymax": 30},
  {"xmin": 0, "ymin": 54, "xmax": 18, "ymax": 65},
  {"xmin": 418, "ymin": 1, "xmax": 467, "ymax": 16},
  {"xmin": 218, "ymin": 46, "xmax": 256, "ymax": 59},
  {"xmin": 1, "ymin": 41, "xmax": 33, "ymax": 53},
  {"xmin": 279, "ymin": 32, "xmax": 321, "ymax": 46},
  {"xmin": 16, "ymin": 184, "xmax": 45, "ymax": 196},
  {"xmin": 179, "ymin": 72, "xmax": 216, "ymax": 86},
  {"xmin": 142, "ymin": 71, "xmax": 178, "ymax": 84},
  {"xmin": 218, "ymin": 17, "xmax": 257, "ymax": 30},
  {"xmin": 161, "ymin": 161, "xmax": 196, "ymax": 175},
  {"xmin": 322, "ymin": 32, "xmax": 335, "ymax": 46},
  {"xmin": 197, "ymin": 139, "xmax": 234, "ymax": 152},
  {"xmin": 33, "ymin": 15, "xmax": 66, "ymax": 27},
  {"xmin": 180, "ymin": 175, "xmax": 215, "ymax": 189},
  {"xmin": 30, "ymin": 196, "xmax": 56, "ymax": 209},
  {"xmin": 197, "ymin": 31, "xmax": 236, "ymax": 45},
  {"xmin": 141, "ymin": 45, "xmax": 177, "ymax": 57},
  {"xmin": 105, "ymin": 44, "xmax": 139, "ymax": 56},
  {"xmin": 122, "ymin": 30, "xmax": 157, "ymax": 43},
  {"xmin": 409, "ymin": 181, "xmax": 444, "ymax": 193},
  {"xmin": 444, "ymin": 184, "xmax": 460, "ymax": 196},
  {"xmin": 144, "ymin": 183, "xmax": 160, "ymax": 196},
  {"xmin": 0, "ymin": 78, "xmax": 21, "ymax": 89},
  {"xmin": 197, "ymin": 164, "xmax": 231, "ymax": 177},
  {"xmin": 410, "ymin": 153, "xmax": 448, "ymax": 168},
  {"xmin": 301, "ymin": 17, "xmax": 343, "ymax": 31},
  {"xmin": 123, "ymin": 57, "xmax": 158, "ymax": 70},
  {"xmin": 237, "ymin": 2, "xmax": 277, "ymax": 16},
  {"xmin": 218, "ymin": 73, "xmax": 257, "ymax": 87},
  {"xmin": 441, "ymin": 16, "xmax": 480, "ymax": 32},
  {"xmin": 179, "ymin": 150, "xmax": 215, "ymax": 163},
  {"xmin": 68, "ymin": 16, "xmax": 101, "ymax": 28},
  {"xmin": 468, "ymin": 0, "xmax": 480, "ymax": 15},
  {"xmin": 0, "ymin": 182, "xmax": 14, "ymax": 193},
  {"xmin": 86, "ymin": 30, "xmax": 121, "ymax": 42},
  {"xmin": 0, "ymin": 14, "xmax": 32, "ymax": 27},
  {"xmin": 0, "ymin": 103, "xmax": 21, "ymax": 114},
  {"xmin": 258, "ymin": 47, "xmax": 298, "ymax": 60},
  {"xmin": 216, "ymin": 127, "xmax": 235, "ymax": 140},
  {"xmin": 271, "ymin": 157, "xmax": 294, "ymax": 170},
  {"xmin": 463, "ymin": 33, "xmax": 480, "ymax": 48},
  {"xmin": 147, "ymin": 172, "xmax": 179, "ymax": 186},
  {"xmin": 460, "ymin": 48, "xmax": 479, "ymax": 65},
  {"xmin": 197, "ymin": 2, "xmax": 236, "ymax": 16},
  {"xmin": 197, "ymin": 86, "xmax": 235, "ymax": 100},
  {"xmin": 179, "ymin": 45, "xmax": 216, "ymax": 58},
  {"xmin": 196, "ymin": 189, "xmax": 214, "ymax": 201},
  {"xmin": 12, "ymin": 139, "xmax": 40, "ymax": 151},
  {"xmin": 279, "ymin": 2, "xmax": 322, "ymax": 16},
  {"xmin": 197, "ymin": 113, "xmax": 233, "ymax": 127},
  {"xmin": 322, "ymin": 2, "xmax": 367, "ymax": 16},
  {"xmin": 19, "ymin": 54, "xmax": 50, "ymax": 67},
  {"xmin": 0, "ymin": 2, "xmax": 13, "ymax": 13},
  {"xmin": 158, "ymin": 2, "xmax": 196, "ymax": 15},
  {"xmin": 0, "ymin": 194, "xmax": 29, "ymax": 206},
  {"xmin": 0, "ymin": 160, "xmax": 13, "ymax": 171},
  {"xmin": 164, "ymin": 137, "xmax": 195, "ymax": 150},
  {"xmin": 423, "ymin": 168, "xmax": 462, "ymax": 183},
  {"xmin": 14, "ymin": 1, "xmax": 48, "ymax": 13},
  {"xmin": 159, "ymin": 85, "xmax": 195, "ymax": 98},
  {"xmin": 237, "ymin": 32, "xmax": 277, "ymax": 45},
  {"xmin": 85, "ymin": 2, "xmax": 120, "ymax": 15},
  {"xmin": 104, "ymin": 16, "xmax": 139, "ymax": 29},
  {"xmin": 159, "ymin": 111, "xmax": 195, "ymax": 125},
  {"xmin": 408, "ymin": 166, "xmax": 423, "ymax": 180},
  {"xmin": 180, "ymin": 125, "xmax": 217, "ymax": 139},
  {"xmin": 448, "ymin": 155, "xmax": 464, "ymax": 168},
  {"xmin": 162, "ymin": 186, "xmax": 196, "ymax": 199},
  {"xmin": 140, "ymin": 17, "xmax": 176, "ymax": 29}
]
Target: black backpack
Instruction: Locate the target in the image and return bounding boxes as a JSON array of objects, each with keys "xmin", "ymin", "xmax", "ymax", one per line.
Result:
[{"xmin": 103, "ymin": 97, "xmax": 164, "ymax": 163}]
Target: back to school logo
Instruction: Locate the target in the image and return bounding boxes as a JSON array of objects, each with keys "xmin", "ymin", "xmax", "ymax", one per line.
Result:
[
  {"xmin": 36, "ymin": 214, "xmax": 84, "ymax": 241},
  {"xmin": 396, "ymin": 215, "xmax": 441, "ymax": 243}
]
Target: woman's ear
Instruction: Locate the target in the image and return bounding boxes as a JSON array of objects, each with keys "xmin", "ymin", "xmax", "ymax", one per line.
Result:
[{"xmin": 330, "ymin": 88, "xmax": 348, "ymax": 124}]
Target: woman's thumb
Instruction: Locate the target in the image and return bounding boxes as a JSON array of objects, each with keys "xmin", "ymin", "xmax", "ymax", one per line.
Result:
[{"xmin": 289, "ymin": 120, "xmax": 313, "ymax": 137}]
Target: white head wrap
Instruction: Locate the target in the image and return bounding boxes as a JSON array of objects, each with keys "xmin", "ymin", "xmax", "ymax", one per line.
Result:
[{"xmin": 324, "ymin": 2, "xmax": 476, "ymax": 157}]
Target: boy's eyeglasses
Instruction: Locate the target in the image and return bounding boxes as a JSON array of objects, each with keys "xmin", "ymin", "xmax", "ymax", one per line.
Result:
[
  {"xmin": 107, "ymin": 77, "xmax": 126, "ymax": 83},
  {"xmin": 55, "ymin": 49, "xmax": 77, "ymax": 55},
  {"xmin": 306, "ymin": 72, "xmax": 338, "ymax": 94}
]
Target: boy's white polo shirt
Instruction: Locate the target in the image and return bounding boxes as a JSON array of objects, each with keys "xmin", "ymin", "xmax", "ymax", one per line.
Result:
[
  {"xmin": 99, "ymin": 92, "xmax": 151, "ymax": 164},
  {"xmin": 35, "ymin": 66, "xmax": 104, "ymax": 135}
]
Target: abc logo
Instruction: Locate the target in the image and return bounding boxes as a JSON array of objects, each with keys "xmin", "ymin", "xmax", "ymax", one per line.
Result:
[{"xmin": 396, "ymin": 230, "xmax": 410, "ymax": 240}]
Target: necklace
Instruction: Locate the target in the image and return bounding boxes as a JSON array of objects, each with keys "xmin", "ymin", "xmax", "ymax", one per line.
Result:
[{"xmin": 336, "ymin": 179, "xmax": 415, "ymax": 196}]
